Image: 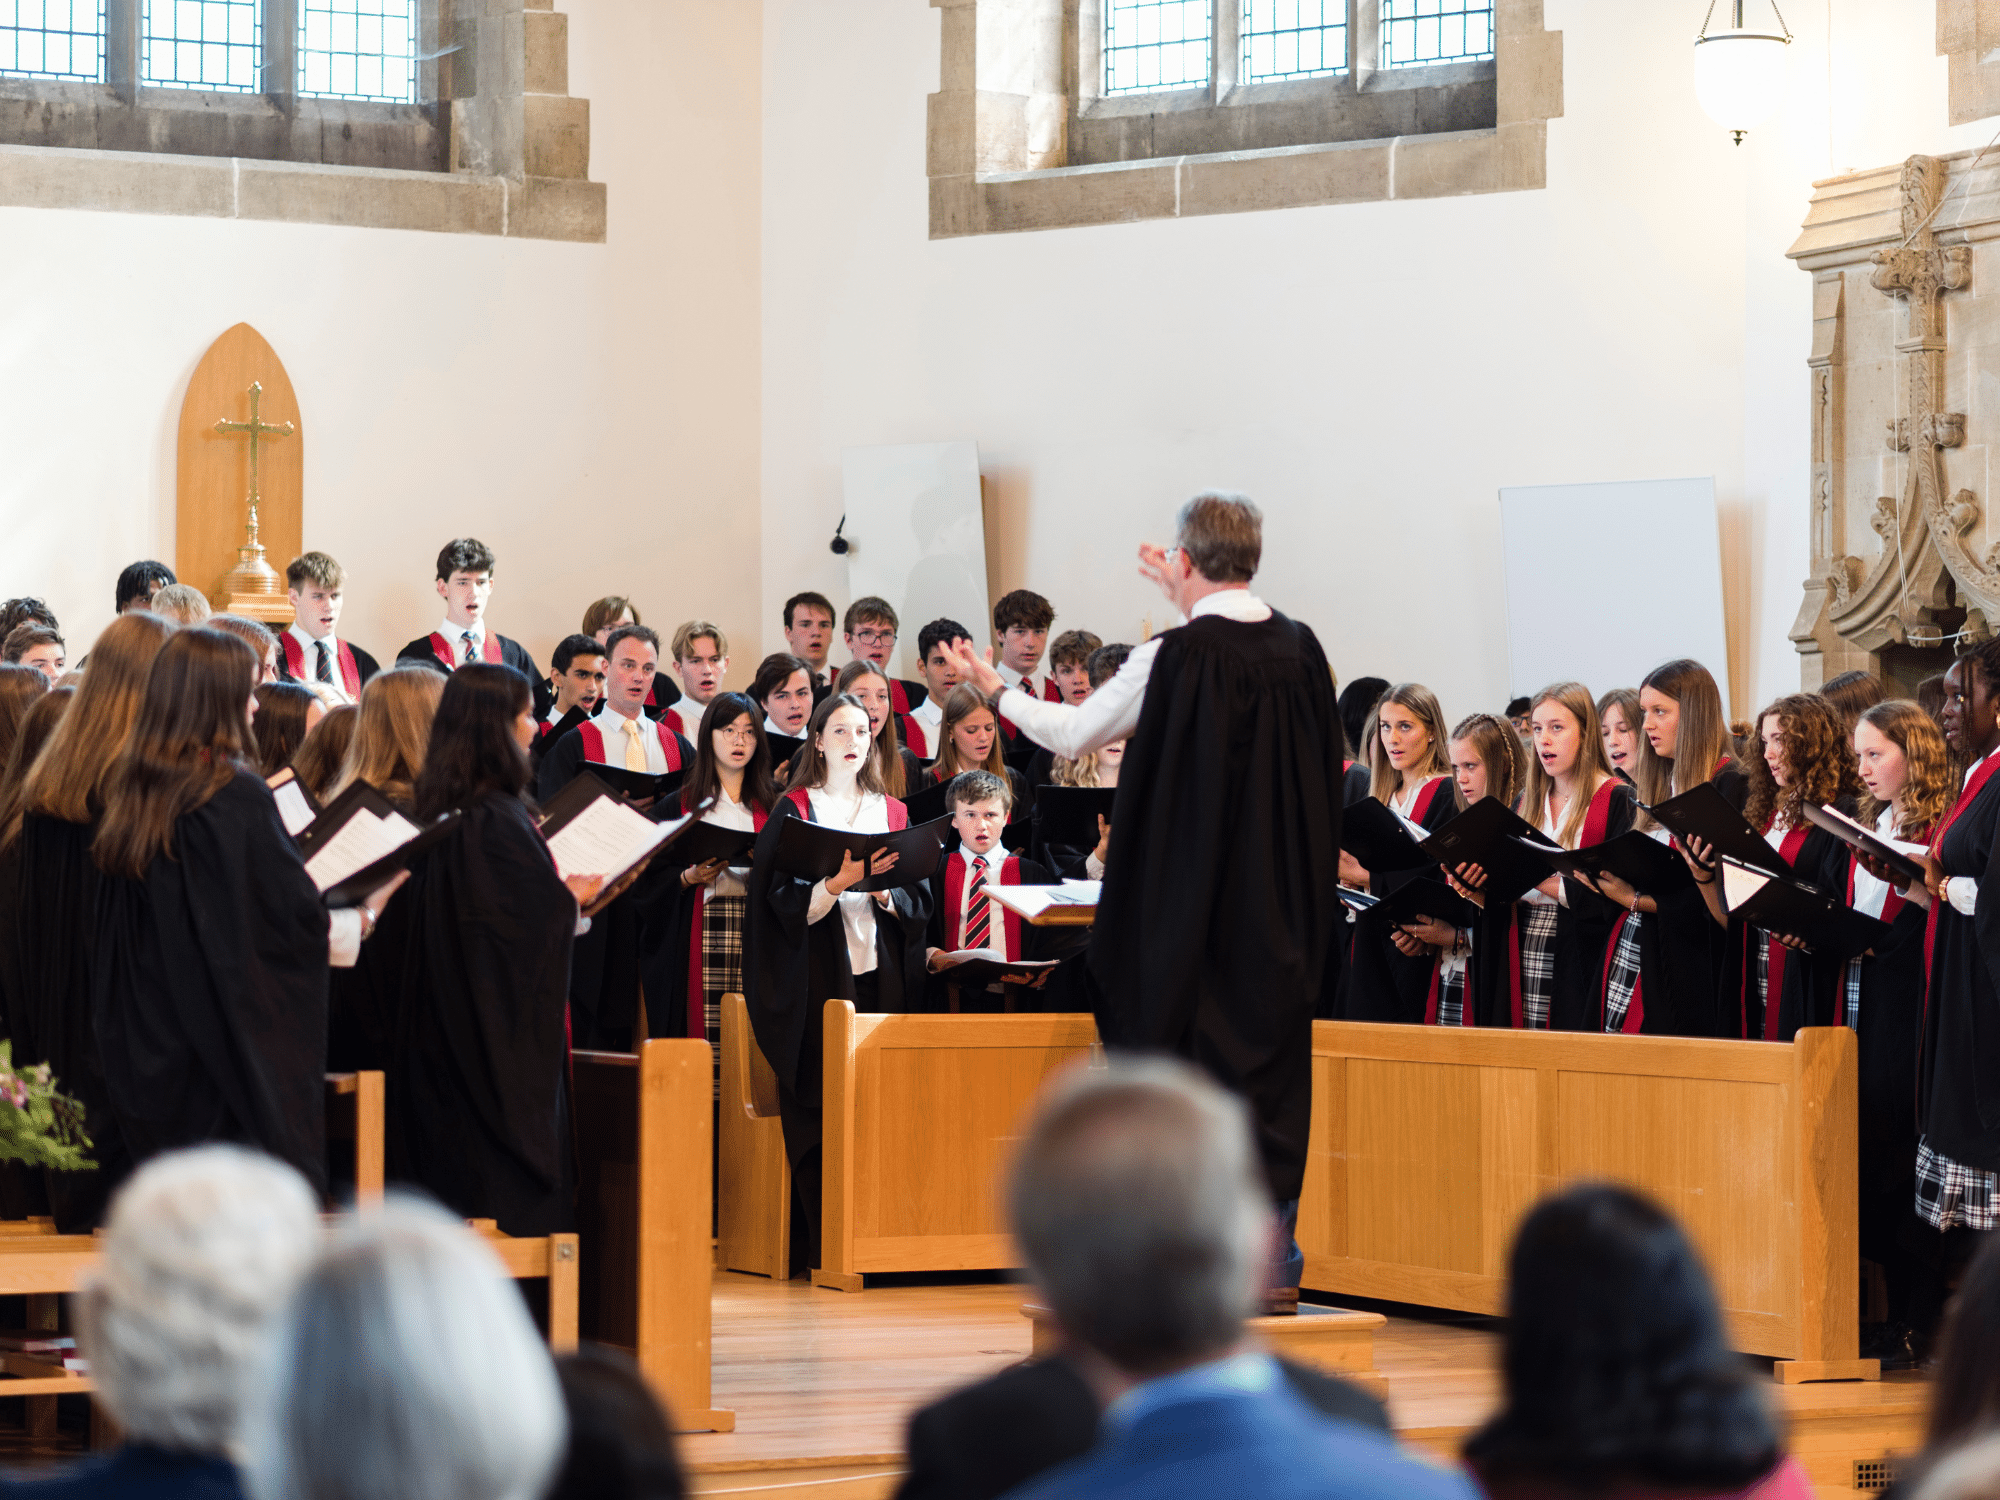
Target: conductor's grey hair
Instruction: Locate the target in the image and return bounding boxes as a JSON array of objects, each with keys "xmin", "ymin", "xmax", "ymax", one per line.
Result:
[
  {"xmin": 1175, "ymin": 492, "xmax": 1262, "ymax": 585},
  {"xmin": 244, "ymin": 1196, "xmax": 565, "ymax": 1500},
  {"xmin": 1008, "ymin": 1056, "xmax": 1271, "ymax": 1377},
  {"xmin": 75, "ymin": 1145, "xmax": 321, "ymax": 1453}
]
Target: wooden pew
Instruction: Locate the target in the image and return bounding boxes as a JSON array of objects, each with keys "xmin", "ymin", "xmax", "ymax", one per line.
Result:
[
  {"xmin": 812, "ymin": 1004, "xmax": 1099, "ymax": 1292},
  {"xmin": 1298, "ymin": 1022, "xmax": 1874, "ymax": 1383},
  {"xmin": 717, "ymin": 992, "xmax": 791, "ymax": 1280},
  {"xmin": 574, "ymin": 1041, "xmax": 735, "ymax": 1432},
  {"xmin": 325, "ymin": 1070, "xmax": 386, "ymax": 1203}
]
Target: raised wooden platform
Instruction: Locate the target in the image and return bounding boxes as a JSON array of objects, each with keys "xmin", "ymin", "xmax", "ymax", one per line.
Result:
[{"xmin": 684, "ymin": 1272, "xmax": 1927, "ymax": 1500}]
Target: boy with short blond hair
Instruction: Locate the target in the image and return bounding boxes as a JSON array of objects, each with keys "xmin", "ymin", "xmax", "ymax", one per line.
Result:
[
  {"xmin": 277, "ymin": 550, "xmax": 380, "ymax": 700},
  {"xmin": 661, "ymin": 620, "xmax": 728, "ymax": 740}
]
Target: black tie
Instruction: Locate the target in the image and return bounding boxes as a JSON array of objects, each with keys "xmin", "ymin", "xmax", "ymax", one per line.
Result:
[{"xmin": 315, "ymin": 640, "xmax": 334, "ymax": 684}]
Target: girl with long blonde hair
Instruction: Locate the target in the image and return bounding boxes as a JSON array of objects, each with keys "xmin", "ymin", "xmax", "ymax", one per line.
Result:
[{"xmin": 331, "ymin": 667, "xmax": 446, "ymax": 810}]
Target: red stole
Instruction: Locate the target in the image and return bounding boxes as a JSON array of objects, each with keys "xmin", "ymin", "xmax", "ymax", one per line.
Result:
[
  {"xmin": 428, "ymin": 630, "xmax": 502, "ymax": 671},
  {"xmin": 685, "ymin": 798, "xmax": 769, "ymax": 1040},
  {"xmin": 577, "ymin": 718, "xmax": 686, "ymax": 771},
  {"xmin": 1044, "ymin": 677, "xmax": 1062, "ymax": 704},
  {"xmin": 279, "ymin": 632, "xmax": 361, "ymax": 696},
  {"xmin": 1505, "ymin": 777, "xmax": 1620, "ymax": 1030},
  {"xmin": 1746, "ymin": 821, "xmax": 1813, "ymax": 1040},
  {"xmin": 942, "ymin": 850, "xmax": 1022, "ymax": 958},
  {"xmin": 900, "ymin": 714, "xmax": 929, "ymax": 759},
  {"xmin": 1924, "ymin": 750, "xmax": 2000, "ymax": 985},
  {"xmin": 889, "ymin": 680, "xmax": 914, "ymax": 717},
  {"xmin": 784, "ymin": 787, "xmax": 911, "ymax": 831}
]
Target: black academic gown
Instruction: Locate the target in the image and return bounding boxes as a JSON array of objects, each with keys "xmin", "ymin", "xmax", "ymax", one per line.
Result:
[
  {"xmin": 91, "ymin": 770, "xmax": 330, "ymax": 1199},
  {"xmin": 1622, "ymin": 764, "xmax": 1749, "ymax": 1040},
  {"xmin": 743, "ymin": 793, "xmax": 933, "ymax": 1263},
  {"xmin": 394, "ymin": 791, "xmax": 576, "ymax": 1235},
  {"xmin": 1342, "ymin": 776, "xmax": 1457, "ymax": 1027},
  {"xmin": 1725, "ymin": 805, "xmax": 1851, "ymax": 1042},
  {"xmin": 1919, "ymin": 766, "xmax": 2000, "ymax": 1173},
  {"xmin": 1086, "ymin": 612, "xmax": 1343, "ymax": 1207},
  {"xmin": 395, "ymin": 634, "xmax": 541, "ymax": 688},
  {"xmin": 325, "ymin": 791, "xmax": 418, "ymax": 1076},
  {"xmin": 2, "ymin": 815, "xmax": 128, "ymax": 1229}
]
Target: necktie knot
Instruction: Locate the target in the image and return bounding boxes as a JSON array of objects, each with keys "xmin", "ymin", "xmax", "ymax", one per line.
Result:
[
  {"xmin": 315, "ymin": 639, "xmax": 334, "ymax": 684},
  {"xmin": 460, "ymin": 630, "xmax": 477, "ymax": 664}
]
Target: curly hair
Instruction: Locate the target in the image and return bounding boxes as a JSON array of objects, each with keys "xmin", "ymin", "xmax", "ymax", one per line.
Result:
[
  {"xmin": 1856, "ymin": 700, "xmax": 1953, "ymax": 839},
  {"xmin": 1741, "ymin": 693, "xmax": 1859, "ymax": 832}
]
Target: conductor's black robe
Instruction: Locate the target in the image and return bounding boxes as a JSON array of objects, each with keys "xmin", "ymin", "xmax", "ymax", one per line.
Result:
[
  {"xmin": 394, "ymin": 791, "xmax": 576, "ymax": 1235},
  {"xmin": 1920, "ymin": 759, "xmax": 2000, "ymax": 1173},
  {"xmin": 2, "ymin": 814, "xmax": 127, "ymax": 1229},
  {"xmin": 91, "ymin": 770, "xmax": 330, "ymax": 1199},
  {"xmin": 744, "ymin": 792, "xmax": 932, "ymax": 1264},
  {"xmin": 1086, "ymin": 611, "xmax": 1343, "ymax": 1206}
]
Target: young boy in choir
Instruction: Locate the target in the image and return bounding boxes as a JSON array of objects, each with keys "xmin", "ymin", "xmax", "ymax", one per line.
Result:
[
  {"xmin": 1597, "ymin": 688, "xmax": 1643, "ymax": 777},
  {"xmin": 842, "ymin": 598, "xmax": 928, "ymax": 721},
  {"xmin": 907, "ymin": 618, "xmax": 973, "ymax": 760},
  {"xmin": 662, "ymin": 621, "xmax": 728, "ymax": 742},
  {"xmin": 835, "ymin": 660, "xmax": 923, "ymax": 797},
  {"xmin": 750, "ymin": 653, "xmax": 814, "ymax": 745},
  {"xmin": 1047, "ymin": 630, "xmax": 1103, "ymax": 707},
  {"xmin": 581, "ymin": 597, "xmax": 680, "ymax": 715},
  {"xmin": 784, "ymin": 592, "xmax": 838, "ymax": 697},
  {"xmin": 531, "ymin": 635, "xmax": 606, "ymax": 767},
  {"xmin": 990, "ymin": 590, "xmax": 1057, "ymax": 704},
  {"xmin": 922, "ymin": 769, "xmax": 1075, "ymax": 1013},
  {"xmin": 537, "ymin": 625, "xmax": 692, "ymax": 805},
  {"xmin": 745, "ymin": 692, "xmax": 933, "ymax": 1267},
  {"xmin": 277, "ymin": 552, "xmax": 380, "ymax": 702},
  {"xmin": 395, "ymin": 537, "xmax": 541, "ymax": 689},
  {"xmin": 2, "ymin": 624, "xmax": 64, "ymax": 683},
  {"xmin": 114, "ymin": 560, "xmax": 175, "ymax": 616}
]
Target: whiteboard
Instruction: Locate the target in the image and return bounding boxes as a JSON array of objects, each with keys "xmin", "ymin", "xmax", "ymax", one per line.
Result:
[
  {"xmin": 841, "ymin": 442, "xmax": 990, "ymax": 679},
  {"xmin": 1498, "ymin": 478, "xmax": 1729, "ymax": 703}
]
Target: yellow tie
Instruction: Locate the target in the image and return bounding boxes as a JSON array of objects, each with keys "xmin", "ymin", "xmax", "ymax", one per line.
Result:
[{"xmin": 621, "ymin": 716, "xmax": 649, "ymax": 772}]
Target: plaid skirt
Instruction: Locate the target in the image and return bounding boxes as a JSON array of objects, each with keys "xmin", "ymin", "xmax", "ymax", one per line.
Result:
[
  {"xmin": 1519, "ymin": 901, "xmax": 1560, "ymax": 1030},
  {"xmin": 1915, "ymin": 1137, "xmax": 1998, "ymax": 1231},
  {"xmin": 701, "ymin": 892, "xmax": 747, "ymax": 1062},
  {"xmin": 1435, "ymin": 962, "xmax": 1467, "ymax": 1027},
  {"xmin": 1842, "ymin": 955, "xmax": 1863, "ymax": 1031},
  {"xmin": 1603, "ymin": 912, "xmax": 1643, "ymax": 1032}
]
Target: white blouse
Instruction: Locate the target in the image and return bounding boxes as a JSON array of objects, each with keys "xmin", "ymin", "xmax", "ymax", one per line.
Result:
[
  {"xmin": 803, "ymin": 787, "xmax": 892, "ymax": 975},
  {"xmin": 704, "ymin": 787, "xmax": 757, "ymax": 899}
]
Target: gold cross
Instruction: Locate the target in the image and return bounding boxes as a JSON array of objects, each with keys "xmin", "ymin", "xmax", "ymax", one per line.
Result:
[{"xmin": 213, "ymin": 381, "xmax": 295, "ymax": 538}]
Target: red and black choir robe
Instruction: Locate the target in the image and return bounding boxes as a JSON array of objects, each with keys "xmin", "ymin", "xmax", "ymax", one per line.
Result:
[
  {"xmin": 1919, "ymin": 752, "xmax": 2000, "ymax": 1176},
  {"xmin": 646, "ymin": 791, "xmax": 771, "ymax": 1043},
  {"xmin": 395, "ymin": 629, "xmax": 547, "ymax": 715},
  {"xmin": 1341, "ymin": 774, "xmax": 1456, "ymax": 1026},
  {"xmin": 1726, "ymin": 798, "xmax": 1853, "ymax": 1042},
  {"xmin": 921, "ymin": 848, "xmax": 1084, "ymax": 1013},
  {"xmin": 276, "ymin": 633, "xmax": 381, "ymax": 697}
]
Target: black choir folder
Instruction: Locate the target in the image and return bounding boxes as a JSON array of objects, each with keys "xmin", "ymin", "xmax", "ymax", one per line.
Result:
[
  {"xmin": 538, "ymin": 772, "xmax": 701, "ymax": 886},
  {"xmin": 1802, "ymin": 803, "xmax": 1929, "ymax": 886},
  {"xmin": 1522, "ymin": 831, "xmax": 1695, "ymax": 898},
  {"xmin": 1340, "ymin": 799, "xmax": 1436, "ymax": 874},
  {"xmin": 1421, "ymin": 797, "xmax": 1559, "ymax": 904},
  {"xmin": 1337, "ymin": 877, "xmax": 1475, "ymax": 932},
  {"xmin": 1718, "ymin": 859, "xmax": 1891, "ymax": 962},
  {"xmin": 1034, "ymin": 786, "xmax": 1118, "ymax": 852},
  {"xmin": 296, "ymin": 782, "xmax": 462, "ymax": 909},
  {"xmin": 1645, "ymin": 782, "xmax": 1792, "ymax": 878},
  {"xmin": 675, "ymin": 819, "xmax": 758, "ymax": 867},
  {"xmin": 930, "ymin": 951, "xmax": 1059, "ymax": 988},
  {"xmin": 767, "ymin": 814, "xmax": 953, "ymax": 893},
  {"xmin": 585, "ymin": 764, "xmax": 685, "ymax": 805}
]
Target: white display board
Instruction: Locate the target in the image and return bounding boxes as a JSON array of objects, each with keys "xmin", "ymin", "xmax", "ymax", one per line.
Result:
[
  {"xmin": 841, "ymin": 442, "xmax": 990, "ymax": 678},
  {"xmin": 1498, "ymin": 477, "xmax": 1729, "ymax": 702}
]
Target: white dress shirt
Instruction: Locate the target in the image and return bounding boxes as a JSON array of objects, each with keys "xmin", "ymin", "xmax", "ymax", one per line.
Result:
[
  {"xmin": 438, "ymin": 617, "xmax": 485, "ymax": 665},
  {"xmin": 908, "ymin": 694, "xmax": 944, "ymax": 745},
  {"xmin": 1853, "ymin": 806, "xmax": 1930, "ymax": 920},
  {"xmin": 994, "ymin": 589, "xmax": 1273, "ymax": 761},
  {"xmin": 589, "ymin": 704, "xmax": 674, "ymax": 773},
  {"xmin": 1523, "ymin": 796, "xmax": 1568, "ymax": 907},
  {"xmin": 286, "ymin": 623, "xmax": 341, "ymax": 682},
  {"xmin": 1945, "ymin": 746, "xmax": 2000, "ymax": 915},
  {"xmin": 996, "ymin": 664, "xmax": 1052, "ymax": 702},
  {"xmin": 704, "ymin": 786, "xmax": 757, "ymax": 899},
  {"xmin": 803, "ymin": 788, "xmax": 892, "ymax": 974},
  {"xmin": 664, "ymin": 699, "xmax": 706, "ymax": 742}
]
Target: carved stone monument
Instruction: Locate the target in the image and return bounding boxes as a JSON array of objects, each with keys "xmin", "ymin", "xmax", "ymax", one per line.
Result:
[{"xmin": 1789, "ymin": 150, "xmax": 2000, "ymax": 690}]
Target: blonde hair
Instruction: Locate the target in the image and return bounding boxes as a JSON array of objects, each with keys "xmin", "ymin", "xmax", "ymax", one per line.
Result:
[
  {"xmin": 1518, "ymin": 682, "xmax": 1614, "ymax": 848},
  {"xmin": 1366, "ymin": 683, "xmax": 1450, "ymax": 804},
  {"xmin": 331, "ymin": 668, "xmax": 446, "ymax": 810},
  {"xmin": 149, "ymin": 583, "xmax": 212, "ymax": 625},
  {"xmin": 1856, "ymin": 699, "xmax": 1953, "ymax": 839},
  {"xmin": 1633, "ymin": 659, "xmax": 1734, "ymax": 831},
  {"xmin": 670, "ymin": 619, "xmax": 727, "ymax": 663},
  {"xmin": 1051, "ymin": 752, "xmax": 1103, "ymax": 788},
  {"xmin": 1448, "ymin": 713, "xmax": 1527, "ymax": 813}
]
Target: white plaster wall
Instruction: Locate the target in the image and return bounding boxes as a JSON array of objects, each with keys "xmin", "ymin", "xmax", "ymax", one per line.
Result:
[
  {"xmin": 759, "ymin": 0, "xmax": 1998, "ymax": 721},
  {"xmin": 0, "ymin": 0, "xmax": 763, "ymax": 683}
]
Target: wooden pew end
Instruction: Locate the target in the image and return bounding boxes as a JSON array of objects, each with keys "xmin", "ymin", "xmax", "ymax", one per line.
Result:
[
  {"xmin": 1774, "ymin": 1358, "xmax": 1881, "ymax": 1384},
  {"xmin": 810, "ymin": 1268, "xmax": 865, "ymax": 1293}
]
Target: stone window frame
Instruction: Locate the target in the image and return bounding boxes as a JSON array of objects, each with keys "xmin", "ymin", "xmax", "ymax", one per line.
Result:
[
  {"xmin": 930, "ymin": 0, "xmax": 1562, "ymax": 239},
  {"xmin": 0, "ymin": 0, "xmax": 604, "ymax": 242},
  {"xmin": 1938, "ymin": 0, "xmax": 2000, "ymax": 126}
]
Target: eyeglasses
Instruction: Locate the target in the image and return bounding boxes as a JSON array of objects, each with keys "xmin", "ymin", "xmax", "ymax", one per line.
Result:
[
  {"xmin": 717, "ymin": 725, "xmax": 757, "ymax": 741},
  {"xmin": 853, "ymin": 629, "xmax": 897, "ymax": 647}
]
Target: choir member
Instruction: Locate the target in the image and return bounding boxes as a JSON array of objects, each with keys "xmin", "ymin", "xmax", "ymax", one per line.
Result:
[
  {"xmin": 1336, "ymin": 677, "xmax": 1388, "ymax": 767},
  {"xmin": 1584, "ymin": 658, "xmax": 1742, "ymax": 1038},
  {"xmin": 842, "ymin": 598, "xmax": 927, "ymax": 720},
  {"xmin": 1727, "ymin": 693, "xmax": 1859, "ymax": 1040},
  {"xmin": 783, "ymin": 591, "xmax": 838, "ymax": 698},
  {"xmin": 394, "ymin": 538, "xmax": 541, "ymax": 687},
  {"xmin": 209, "ymin": 613, "xmax": 280, "ymax": 682},
  {"xmin": 114, "ymin": 560, "xmax": 175, "ymax": 615},
  {"xmin": 323, "ymin": 667, "xmax": 442, "ymax": 1074},
  {"xmin": 1822, "ymin": 670, "xmax": 1889, "ymax": 732},
  {"xmin": 92, "ymin": 627, "xmax": 398, "ymax": 1201},
  {"xmin": 149, "ymin": 583, "xmax": 211, "ymax": 626},
  {"xmin": 661, "ymin": 621, "xmax": 728, "ymax": 742},
  {"xmin": 0, "ymin": 597, "xmax": 58, "ymax": 637},
  {"xmin": 2, "ymin": 624, "xmax": 64, "ymax": 682},
  {"xmin": 276, "ymin": 552, "xmax": 381, "ymax": 700},
  {"xmin": 922, "ymin": 769, "xmax": 1071, "ymax": 1013},
  {"xmin": 1839, "ymin": 700, "xmax": 1950, "ymax": 1340},
  {"xmin": 291, "ymin": 703, "xmax": 357, "ymax": 805},
  {"xmin": 836, "ymin": 660, "xmax": 926, "ymax": 798},
  {"xmin": 1047, "ymin": 630, "xmax": 1102, "ymax": 706},
  {"xmin": 1913, "ymin": 644, "xmax": 2000, "ymax": 1269},
  {"xmin": 1, "ymin": 686, "xmax": 67, "ymax": 799},
  {"xmin": 917, "ymin": 683, "xmax": 1029, "ymax": 810},
  {"xmin": 750, "ymin": 653, "xmax": 814, "ymax": 744},
  {"xmin": 253, "ymin": 681, "xmax": 325, "ymax": 777},
  {"xmin": 1339, "ymin": 684, "xmax": 1456, "ymax": 1024},
  {"xmin": 1044, "ymin": 737, "xmax": 1123, "ymax": 879},
  {"xmin": 745, "ymin": 692, "xmax": 933, "ymax": 1263},
  {"xmin": 537, "ymin": 625, "xmax": 692, "ymax": 803},
  {"xmin": 537, "ymin": 634, "xmax": 607, "ymax": 759},
  {"xmin": 0, "ymin": 612, "xmax": 170, "ymax": 1228},
  {"xmin": 1035, "ymin": 643, "xmax": 1133, "ymax": 794},
  {"xmin": 990, "ymin": 589, "xmax": 1058, "ymax": 704},
  {"xmin": 907, "ymin": 618, "xmax": 974, "ymax": 759},
  {"xmin": 397, "ymin": 663, "xmax": 602, "ymax": 1235},
  {"xmin": 582, "ymin": 596, "xmax": 680, "ymax": 716},
  {"xmin": 0, "ymin": 663, "xmax": 45, "ymax": 774},
  {"xmin": 653, "ymin": 693, "xmax": 781, "ymax": 1047},
  {"xmin": 1598, "ymin": 687, "xmax": 1642, "ymax": 777}
]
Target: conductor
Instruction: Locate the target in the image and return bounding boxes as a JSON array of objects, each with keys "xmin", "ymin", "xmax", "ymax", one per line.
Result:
[{"xmin": 949, "ymin": 493, "xmax": 1344, "ymax": 1309}]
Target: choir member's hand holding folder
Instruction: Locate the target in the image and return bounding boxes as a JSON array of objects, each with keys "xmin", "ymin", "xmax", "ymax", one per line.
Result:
[
  {"xmin": 1338, "ymin": 877, "xmax": 1476, "ymax": 932},
  {"xmin": 296, "ymin": 782, "xmax": 463, "ymax": 909},
  {"xmin": 927, "ymin": 950, "xmax": 1059, "ymax": 988},
  {"xmin": 1418, "ymin": 798, "xmax": 1560, "ymax": 904},
  {"xmin": 1340, "ymin": 799, "xmax": 1438, "ymax": 875},
  {"xmin": 1717, "ymin": 858, "xmax": 1892, "ymax": 961},
  {"xmin": 766, "ymin": 813, "xmax": 953, "ymax": 893},
  {"xmin": 1802, "ymin": 803, "xmax": 1929, "ymax": 886},
  {"xmin": 538, "ymin": 771, "xmax": 703, "ymax": 915},
  {"xmin": 1516, "ymin": 830, "xmax": 1695, "ymax": 898},
  {"xmin": 1644, "ymin": 783, "xmax": 1792, "ymax": 877}
]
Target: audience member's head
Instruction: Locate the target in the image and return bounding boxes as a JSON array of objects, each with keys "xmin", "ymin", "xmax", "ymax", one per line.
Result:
[
  {"xmin": 254, "ymin": 681, "xmax": 325, "ymax": 778},
  {"xmin": 414, "ymin": 664, "xmax": 534, "ymax": 822},
  {"xmin": 1086, "ymin": 643, "xmax": 1131, "ymax": 691},
  {"xmin": 1821, "ymin": 670, "xmax": 1888, "ymax": 729},
  {"xmin": 10, "ymin": 611, "xmax": 172, "ymax": 834},
  {"xmin": 1463, "ymin": 1184, "xmax": 1781, "ymax": 1498},
  {"xmin": 1924, "ymin": 1232, "xmax": 2000, "ymax": 1459},
  {"xmin": 76, "ymin": 1146, "xmax": 320, "ymax": 1455},
  {"xmin": 151, "ymin": 583, "xmax": 213, "ymax": 626},
  {"xmin": 0, "ymin": 597, "xmax": 58, "ymax": 636},
  {"xmin": 246, "ymin": 1197, "xmax": 566, "ymax": 1500},
  {"xmin": 116, "ymin": 560, "xmax": 177, "ymax": 615},
  {"xmin": 548, "ymin": 1345, "xmax": 686, "ymax": 1500},
  {"xmin": 335, "ymin": 668, "xmax": 445, "ymax": 811},
  {"xmin": 292, "ymin": 703, "xmax": 358, "ymax": 803},
  {"xmin": 3, "ymin": 622, "xmax": 66, "ymax": 681},
  {"xmin": 0, "ymin": 663, "xmax": 48, "ymax": 776},
  {"xmin": 1009, "ymin": 1057, "xmax": 1271, "ymax": 1387},
  {"xmin": 210, "ymin": 614, "xmax": 281, "ymax": 683}
]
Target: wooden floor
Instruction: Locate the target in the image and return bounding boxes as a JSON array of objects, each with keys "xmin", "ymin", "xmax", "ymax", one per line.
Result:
[{"xmin": 685, "ymin": 1271, "xmax": 1930, "ymax": 1500}]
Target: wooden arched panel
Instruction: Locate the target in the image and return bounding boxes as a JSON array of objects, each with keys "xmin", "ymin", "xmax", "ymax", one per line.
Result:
[{"xmin": 176, "ymin": 324, "xmax": 304, "ymax": 620}]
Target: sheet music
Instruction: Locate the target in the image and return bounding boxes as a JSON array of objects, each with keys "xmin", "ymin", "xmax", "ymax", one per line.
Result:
[
  {"xmin": 546, "ymin": 800, "xmax": 682, "ymax": 881},
  {"xmin": 305, "ymin": 807, "xmax": 419, "ymax": 893},
  {"xmin": 1814, "ymin": 803, "xmax": 1928, "ymax": 860},
  {"xmin": 272, "ymin": 778, "xmax": 316, "ymax": 836},
  {"xmin": 1720, "ymin": 861, "xmax": 1770, "ymax": 914},
  {"xmin": 1055, "ymin": 880, "xmax": 1102, "ymax": 903}
]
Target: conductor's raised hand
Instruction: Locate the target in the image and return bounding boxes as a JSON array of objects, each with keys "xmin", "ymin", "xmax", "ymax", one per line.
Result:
[{"xmin": 945, "ymin": 639, "xmax": 1007, "ymax": 699}]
